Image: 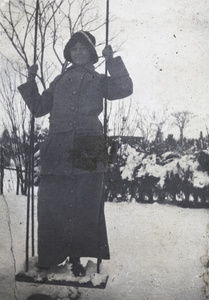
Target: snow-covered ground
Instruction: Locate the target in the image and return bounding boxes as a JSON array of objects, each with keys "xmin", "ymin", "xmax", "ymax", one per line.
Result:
[{"xmin": 0, "ymin": 171, "xmax": 209, "ymax": 300}]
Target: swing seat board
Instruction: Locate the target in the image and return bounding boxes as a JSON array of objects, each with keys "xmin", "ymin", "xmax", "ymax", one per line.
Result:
[
  {"xmin": 15, "ymin": 273, "xmax": 108, "ymax": 289},
  {"xmin": 15, "ymin": 259, "xmax": 108, "ymax": 289}
]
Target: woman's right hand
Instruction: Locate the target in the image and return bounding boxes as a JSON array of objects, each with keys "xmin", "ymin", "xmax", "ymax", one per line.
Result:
[{"xmin": 27, "ymin": 64, "xmax": 38, "ymax": 81}]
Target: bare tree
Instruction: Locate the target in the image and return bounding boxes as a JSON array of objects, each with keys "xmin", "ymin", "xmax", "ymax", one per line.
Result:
[
  {"xmin": 172, "ymin": 110, "xmax": 195, "ymax": 148},
  {"xmin": 151, "ymin": 110, "xmax": 168, "ymax": 143},
  {"xmin": 134, "ymin": 108, "xmax": 168, "ymax": 143},
  {"xmin": 0, "ymin": 61, "xmax": 31, "ymax": 194},
  {"xmin": 0, "ymin": 0, "xmax": 105, "ymax": 88},
  {"xmin": 106, "ymin": 98, "xmax": 138, "ymax": 137}
]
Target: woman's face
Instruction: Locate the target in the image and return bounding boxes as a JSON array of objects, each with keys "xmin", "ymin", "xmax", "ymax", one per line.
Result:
[{"xmin": 70, "ymin": 42, "xmax": 91, "ymax": 66}]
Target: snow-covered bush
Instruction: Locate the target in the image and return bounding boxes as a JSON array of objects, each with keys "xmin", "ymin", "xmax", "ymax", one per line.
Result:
[{"xmin": 108, "ymin": 143, "xmax": 209, "ymax": 207}]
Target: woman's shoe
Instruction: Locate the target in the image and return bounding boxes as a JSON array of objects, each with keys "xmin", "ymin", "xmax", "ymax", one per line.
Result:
[{"xmin": 69, "ymin": 258, "xmax": 86, "ymax": 277}]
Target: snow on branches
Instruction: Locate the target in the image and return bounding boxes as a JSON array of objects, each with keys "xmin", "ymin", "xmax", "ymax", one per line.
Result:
[{"xmin": 117, "ymin": 144, "xmax": 209, "ymax": 205}]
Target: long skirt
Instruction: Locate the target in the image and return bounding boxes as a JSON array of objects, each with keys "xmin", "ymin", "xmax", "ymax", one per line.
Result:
[{"xmin": 37, "ymin": 172, "xmax": 110, "ymax": 268}]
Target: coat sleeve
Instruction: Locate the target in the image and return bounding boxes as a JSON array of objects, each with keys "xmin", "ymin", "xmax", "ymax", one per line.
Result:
[
  {"xmin": 105, "ymin": 56, "xmax": 133, "ymax": 100},
  {"xmin": 18, "ymin": 76, "xmax": 60, "ymax": 118}
]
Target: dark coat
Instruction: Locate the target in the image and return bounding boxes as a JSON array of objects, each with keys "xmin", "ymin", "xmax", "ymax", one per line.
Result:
[{"xmin": 18, "ymin": 57, "xmax": 133, "ymax": 267}]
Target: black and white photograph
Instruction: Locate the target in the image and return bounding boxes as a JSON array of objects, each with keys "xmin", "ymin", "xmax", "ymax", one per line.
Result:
[{"xmin": 0, "ymin": 1, "xmax": 209, "ymax": 299}]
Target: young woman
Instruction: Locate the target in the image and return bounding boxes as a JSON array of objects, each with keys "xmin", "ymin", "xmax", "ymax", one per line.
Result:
[{"xmin": 18, "ymin": 31, "xmax": 133, "ymax": 276}]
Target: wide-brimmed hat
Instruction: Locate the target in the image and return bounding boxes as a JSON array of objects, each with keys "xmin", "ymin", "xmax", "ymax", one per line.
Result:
[{"xmin": 64, "ymin": 31, "xmax": 98, "ymax": 64}]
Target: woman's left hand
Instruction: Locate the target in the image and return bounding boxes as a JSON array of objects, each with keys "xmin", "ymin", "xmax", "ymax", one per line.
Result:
[{"xmin": 102, "ymin": 45, "xmax": 114, "ymax": 61}]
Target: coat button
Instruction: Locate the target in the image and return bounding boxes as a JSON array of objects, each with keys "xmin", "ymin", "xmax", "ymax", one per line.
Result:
[
  {"xmin": 71, "ymin": 106, "xmax": 75, "ymax": 111},
  {"xmin": 72, "ymin": 90, "xmax": 77, "ymax": 95}
]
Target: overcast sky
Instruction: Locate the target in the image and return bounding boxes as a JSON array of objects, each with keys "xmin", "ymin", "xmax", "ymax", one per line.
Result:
[
  {"xmin": 0, "ymin": 0, "xmax": 209, "ymax": 138},
  {"xmin": 106, "ymin": 0, "xmax": 209, "ymax": 110},
  {"xmin": 98, "ymin": 0, "xmax": 209, "ymax": 137}
]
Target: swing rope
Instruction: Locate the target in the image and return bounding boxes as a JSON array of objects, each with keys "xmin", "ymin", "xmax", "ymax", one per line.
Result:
[
  {"xmin": 25, "ymin": 0, "xmax": 39, "ymax": 272},
  {"xmin": 96, "ymin": 0, "xmax": 110, "ymax": 274},
  {"xmin": 104, "ymin": 0, "xmax": 109, "ymax": 139}
]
